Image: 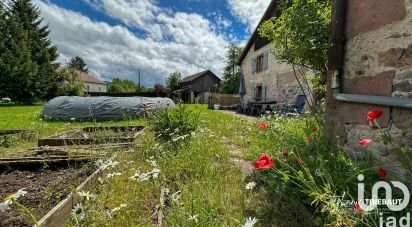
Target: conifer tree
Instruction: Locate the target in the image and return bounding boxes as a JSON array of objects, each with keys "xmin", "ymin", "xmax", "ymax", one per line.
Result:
[
  {"xmin": 8, "ymin": 0, "xmax": 60, "ymax": 101},
  {"xmin": 0, "ymin": 12, "xmax": 38, "ymax": 102},
  {"xmin": 68, "ymin": 56, "xmax": 89, "ymax": 73}
]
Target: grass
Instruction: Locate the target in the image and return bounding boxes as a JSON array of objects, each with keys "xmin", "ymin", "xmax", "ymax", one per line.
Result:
[
  {"xmin": 3, "ymin": 104, "xmax": 404, "ymax": 226},
  {"xmin": 0, "ymin": 104, "xmax": 145, "ymax": 157}
]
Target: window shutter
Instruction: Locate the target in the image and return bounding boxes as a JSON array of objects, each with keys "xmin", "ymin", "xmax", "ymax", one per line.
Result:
[
  {"xmin": 263, "ymin": 52, "xmax": 269, "ymax": 70},
  {"xmin": 252, "ymin": 58, "xmax": 256, "ymax": 74}
]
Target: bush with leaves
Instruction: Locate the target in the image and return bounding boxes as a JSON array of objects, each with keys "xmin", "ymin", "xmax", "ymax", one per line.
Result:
[{"xmin": 148, "ymin": 105, "xmax": 199, "ymax": 147}]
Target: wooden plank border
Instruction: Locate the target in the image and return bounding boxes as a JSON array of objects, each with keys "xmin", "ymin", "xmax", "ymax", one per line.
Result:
[
  {"xmin": 38, "ymin": 126, "xmax": 145, "ymax": 147},
  {"xmin": 35, "ymin": 165, "xmax": 106, "ymax": 227}
]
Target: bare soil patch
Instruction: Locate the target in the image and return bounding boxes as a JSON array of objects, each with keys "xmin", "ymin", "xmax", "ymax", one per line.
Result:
[{"xmin": 0, "ymin": 162, "xmax": 95, "ymax": 226}]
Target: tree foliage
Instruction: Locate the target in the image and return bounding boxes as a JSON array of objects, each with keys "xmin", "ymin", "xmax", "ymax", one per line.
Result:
[
  {"xmin": 56, "ymin": 68, "xmax": 84, "ymax": 96},
  {"xmin": 0, "ymin": 0, "xmax": 60, "ymax": 103},
  {"xmin": 259, "ymin": 0, "xmax": 331, "ymax": 78},
  {"xmin": 107, "ymin": 78, "xmax": 139, "ymax": 93},
  {"xmin": 221, "ymin": 43, "xmax": 242, "ymax": 94},
  {"xmin": 153, "ymin": 83, "xmax": 167, "ymax": 97},
  {"xmin": 166, "ymin": 72, "xmax": 182, "ymax": 94},
  {"xmin": 68, "ymin": 56, "xmax": 88, "ymax": 73}
]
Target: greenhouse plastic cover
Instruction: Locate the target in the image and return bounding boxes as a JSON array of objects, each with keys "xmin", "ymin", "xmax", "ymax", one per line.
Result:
[{"xmin": 43, "ymin": 96, "xmax": 175, "ymax": 121}]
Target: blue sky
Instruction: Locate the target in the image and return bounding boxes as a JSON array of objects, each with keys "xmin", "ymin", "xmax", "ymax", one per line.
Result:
[{"xmin": 33, "ymin": 0, "xmax": 271, "ymax": 86}]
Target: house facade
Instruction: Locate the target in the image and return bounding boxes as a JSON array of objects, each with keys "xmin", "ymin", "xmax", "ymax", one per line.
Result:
[
  {"xmin": 177, "ymin": 70, "xmax": 221, "ymax": 103},
  {"xmin": 237, "ymin": 0, "xmax": 308, "ymax": 107},
  {"xmin": 76, "ymin": 71, "xmax": 107, "ymax": 93}
]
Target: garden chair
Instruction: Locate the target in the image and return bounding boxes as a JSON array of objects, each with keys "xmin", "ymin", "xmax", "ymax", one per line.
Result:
[{"xmin": 281, "ymin": 95, "xmax": 306, "ymax": 116}]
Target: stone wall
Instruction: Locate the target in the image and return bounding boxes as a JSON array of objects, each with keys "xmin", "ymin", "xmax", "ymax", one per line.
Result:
[
  {"xmin": 326, "ymin": 0, "xmax": 412, "ymax": 179},
  {"xmin": 240, "ymin": 42, "xmax": 309, "ymax": 107}
]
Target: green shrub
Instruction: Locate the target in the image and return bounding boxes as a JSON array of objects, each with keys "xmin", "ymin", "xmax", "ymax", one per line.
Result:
[{"xmin": 148, "ymin": 105, "xmax": 199, "ymax": 147}]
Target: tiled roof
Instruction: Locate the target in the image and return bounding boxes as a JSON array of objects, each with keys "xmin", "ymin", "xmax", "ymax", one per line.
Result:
[
  {"xmin": 181, "ymin": 70, "xmax": 221, "ymax": 83},
  {"xmin": 237, "ymin": 0, "xmax": 277, "ymax": 65},
  {"xmin": 76, "ymin": 71, "xmax": 106, "ymax": 85}
]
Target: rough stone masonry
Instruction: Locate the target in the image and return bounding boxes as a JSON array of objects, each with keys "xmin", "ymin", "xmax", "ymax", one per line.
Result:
[{"xmin": 326, "ymin": 0, "xmax": 412, "ymax": 182}]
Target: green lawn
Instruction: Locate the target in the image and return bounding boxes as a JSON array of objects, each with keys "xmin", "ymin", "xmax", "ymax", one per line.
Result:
[{"xmin": 0, "ymin": 104, "xmax": 145, "ymax": 157}]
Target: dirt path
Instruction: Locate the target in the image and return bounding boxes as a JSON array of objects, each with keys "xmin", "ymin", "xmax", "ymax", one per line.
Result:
[
  {"xmin": 216, "ymin": 111, "xmax": 256, "ymax": 178},
  {"xmin": 216, "ymin": 110, "xmax": 258, "ymax": 122}
]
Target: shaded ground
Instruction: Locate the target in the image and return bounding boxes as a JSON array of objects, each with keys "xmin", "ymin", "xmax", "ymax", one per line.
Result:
[{"xmin": 0, "ymin": 162, "xmax": 95, "ymax": 226}]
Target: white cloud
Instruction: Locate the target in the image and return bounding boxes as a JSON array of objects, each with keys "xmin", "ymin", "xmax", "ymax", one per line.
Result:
[
  {"xmin": 33, "ymin": 0, "xmax": 229, "ymax": 86},
  {"xmin": 227, "ymin": 0, "xmax": 271, "ymax": 32}
]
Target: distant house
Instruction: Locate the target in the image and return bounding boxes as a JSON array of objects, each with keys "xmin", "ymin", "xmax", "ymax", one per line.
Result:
[
  {"xmin": 76, "ymin": 71, "xmax": 107, "ymax": 93},
  {"xmin": 177, "ymin": 70, "xmax": 221, "ymax": 103},
  {"xmin": 237, "ymin": 0, "xmax": 309, "ymax": 107}
]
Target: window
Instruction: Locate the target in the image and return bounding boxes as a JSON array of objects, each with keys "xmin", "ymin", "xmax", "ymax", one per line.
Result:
[
  {"xmin": 255, "ymin": 85, "xmax": 262, "ymax": 101},
  {"xmin": 251, "ymin": 51, "xmax": 269, "ymax": 74},
  {"xmin": 256, "ymin": 54, "xmax": 264, "ymax": 73},
  {"xmin": 87, "ymin": 85, "xmax": 90, "ymax": 91}
]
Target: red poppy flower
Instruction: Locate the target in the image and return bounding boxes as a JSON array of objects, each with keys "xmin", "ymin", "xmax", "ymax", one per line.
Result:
[
  {"xmin": 354, "ymin": 202, "xmax": 362, "ymax": 214},
  {"xmin": 379, "ymin": 168, "xmax": 388, "ymax": 178},
  {"xmin": 307, "ymin": 136, "xmax": 314, "ymax": 143},
  {"xmin": 359, "ymin": 139, "xmax": 372, "ymax": 148},
  {"xmin": 282, "ymin": 151, "xmax": 289, "ymax": 158},
  {"xmin": 367, "ymin": 110, "xmax": 383, "ymax": 122},
  {"xmin": 311, "ymin": 127, "xmax": 317, "ymax": 132},
  {"xmin": 254, "ymin": 153, "xmax": 275, "ymax": 169},
  {"xmin": 258, "ymin": 122, "xmax": 269, "ymax": 129}
]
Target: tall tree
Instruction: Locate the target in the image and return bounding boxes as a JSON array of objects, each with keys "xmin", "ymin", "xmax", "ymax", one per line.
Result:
[
  {"xmin": 0, "ymin": 10, "xmax": 38, "ymax": 102},
  {"xmin": 68, "ymin": 56, "xmax": 88, "ymax": 73},
  {"xmin": 259, "ymin": 0, "xmax": 331, "ymax": 91},
  {"xmin": 221, "ymin": 43, "xmax": 242, "ymax": 94},
  {"xmin": 4, "ymin": 0, "xmax": 60, "ymax": 102},
  {"xmin": 166, "ymin": 72, "xmax": 182, "ymax": 94}
]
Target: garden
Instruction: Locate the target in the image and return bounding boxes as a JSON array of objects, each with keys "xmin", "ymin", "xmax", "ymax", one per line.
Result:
[{"xmin": 1, "ymin": 104, "xmax": 409, "ymax": 226}]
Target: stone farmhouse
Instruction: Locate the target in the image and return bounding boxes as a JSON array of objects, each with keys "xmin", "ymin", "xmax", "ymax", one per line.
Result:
[{"xmin": 237, "ymin": 0, "xmax": 308, "ymax": 107}]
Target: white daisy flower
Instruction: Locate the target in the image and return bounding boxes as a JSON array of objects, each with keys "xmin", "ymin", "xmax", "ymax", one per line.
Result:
[
  {"xmin": 77, "ymin": 191, "xmax": 96, "ymax": 200},
  {"xmin": 146, "ymin": 159, "xmax": 157, "ymax": 167},
  {"xmin": 0, "ymin": 199, "xmax": 12, "ymax": 212},
  {"xmin": 106, "ymin": 172, "xmax": 122, "ymax": 179},
  {"xmin": 71, "ymin": 203, "xmax": 86, "ymax": 220},
  {"xmin": 242, "ymin": 217, "xmax": 258, "ymax": 227},
  {"xmin": 14, "ymin": 188, "xmax": 27, "ymax": 199},
  {"xmin": 171, "ymin": 190, "xmax": 182, "ymax": 203},
  {"xmin": 151, "ymin": 168, "xmax": 161, "ymax": 179},
  {"xmin": 0, "ymin": 188, "xmax": 28, "ymax": 212},
  {"xmin": 187, "ymin": 214, "xmax": 199, "ymax": 223},
  {"xmin": 245, "ymin": 182, "xmax": 256, "ymax": 190}
]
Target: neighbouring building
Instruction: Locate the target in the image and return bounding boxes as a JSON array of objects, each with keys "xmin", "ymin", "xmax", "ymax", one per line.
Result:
[
  {"xmin": 237, "ymin": 0, "xmax": 310, "ymax": 107},
  {"xmin": 177, "ymin": 70, "xmax": 221, "ymax": 103},
  {"xmin": 326, "ymin": 0, "xmax": 412, "ymax": 181},
  {"xmin": 76, "ymin": 70, "xmax": 107, "ymax": 93}
]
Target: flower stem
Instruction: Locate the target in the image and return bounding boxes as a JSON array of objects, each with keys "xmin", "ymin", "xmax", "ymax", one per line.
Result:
[{"xmin": 12, "ymin": 199, "xmax": 38, "ymax": 226}]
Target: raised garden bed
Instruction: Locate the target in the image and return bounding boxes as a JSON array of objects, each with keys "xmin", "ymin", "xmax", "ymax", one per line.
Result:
[
  {"xmin": 0, "ymin": 160, "xmax": 97, "ymax": 226},
  {"xmin": 0, "ymin": 130, "xmax": 35, "ymax": 147},
  {"xmin": 38, "ymin": 126, "xmax": 145, "ymax": 147}
]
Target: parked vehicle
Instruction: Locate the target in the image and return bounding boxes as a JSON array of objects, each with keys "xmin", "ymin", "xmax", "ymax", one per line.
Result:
[{"xmin": 1, "ymin": 98, "xmax": 11, "ymax": 103}]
